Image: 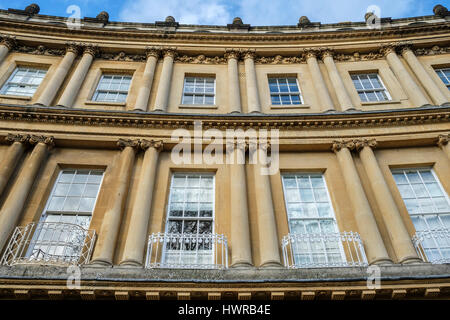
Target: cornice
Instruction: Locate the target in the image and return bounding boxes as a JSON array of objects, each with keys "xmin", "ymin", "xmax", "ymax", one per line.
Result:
[{"xmin": 0, "ymin": 104, "xmax": 447, "ymax": 131}]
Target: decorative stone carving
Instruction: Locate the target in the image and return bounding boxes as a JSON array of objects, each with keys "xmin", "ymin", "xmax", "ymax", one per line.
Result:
[
  {"xmin": 298, "ymin": 16, "xmax": 312, "ymax": 27},
  {"xmin": 224, "ymin": 49, "xmax": 240, "ymax": 60},
  {"xmin": 437, "ymin": 134, "xmax": 449, "ymax": 147},
  {"xmin": 175, "ymin": 54, "xmax": 226, "ymax": 64},
  {"xmin": 24, "ymin": 3, "xmax": 40, "ymax": 15},
  {"xmin": 82, "ymin": 44, "xmax": 99, "ymax": 57},
  {"xmin": 14, "ymin": 44, "xmax": 65, "ymax": 56},
  {"xmin": 232, "ymin": 17, "xmax": 244, "ymax": 25},
  {"xmin": 331, "ymin": 140, "xmax": 356, "ymax": 153},
  {"xmin": 96, "ymin": 11, "xmax": 109, "ymax": 23},
  {"xmin": 145, "ymin": 46, "xmax": 161, "ymax": 59},
  {"xmin": 161, "ymin": 47, "xmax": 177, "ymax": 59},
  {"xmin": 379, "ymin": 41, "xmax": 413, "ymax": 56},
  {"xmin": 28, "ymin": 135, "xmax": 55, "ymax": 148},
  {"xmin": 65, "ymin": 42, "xmax": 81, "ymax": 55},
  {"xmin": 227, "ymin": 17, "xmax": 250, "ymax": 30},
  {"xmin": 100, "ymin": 51, "xmax": 145, "ymax": 62},
  {"xmin": 354, "ymin": 138, "xmax": 378, "ymax": 151},
  {"xmin": 334, "ymin": 51, "xmax": 384, "ymax": 62},
  {"xmin": 140, "ymin": 139, "xmax": 163, "ymax": 151},
  {"xmin": 0, "ymin": 35, "xmax": 17, "ymax": 50},
  {"xmin": 117, "ymin": 138, "xmax": 140, "ymax": 150},
  {"xmin": 5, "ymin": 133, "xmax": 29, "ymax": 144},
  {"xmin": 165, "ymin": 16, "xmax": 176, "ymax": 23},
  {"xmin": 414, "ymin": 45, "xmax": 450, "ymax": 56},
  {"xmin": 242, "ymin": 49, "xmax": 257, "ymax": 60},
  {"xmin": 433, "ymin": 4, "xmax": 449, "ymax": 17},
  {"xmin": 255, "ymin": 54, "xmax": 304, "ymax": 64}
]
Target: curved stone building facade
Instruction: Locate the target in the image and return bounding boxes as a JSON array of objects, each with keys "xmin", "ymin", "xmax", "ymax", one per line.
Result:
[{"xmin": 0, "ymin": 3, "xmax": 449, "ymax": 300}]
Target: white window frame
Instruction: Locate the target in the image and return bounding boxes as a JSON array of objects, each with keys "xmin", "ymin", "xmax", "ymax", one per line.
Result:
[
  {"xmin": 92, "ymin": 74, "xmax": 132, "ymax": 103},
  {"xmin": 435, "ymin": 68, "xmax": 450, "ymax": 90},
  {"xmin": 162, "ymin": 173, "xmax": 216, "ymax": 266},
  {"xmin": 0, "ymin": 66, "xmax": 47, "ymax": 97},
  {"xmin": 25, "ymin": 169, "xmax": 104, "ymax": 259},
  {"xmin": 281, "ymin": 173, "xmax": 347, "ymax": 266},
  {"xmin": 181, "ymin": 76, "xmax": 216, "ymax": 105},
  {"xmin": 351, "ymin": 73, "xmax": 391, "ymax": 102},
  {"xmin": 268, "ymin": 77, "xmax": 303, "ymax": 105}
]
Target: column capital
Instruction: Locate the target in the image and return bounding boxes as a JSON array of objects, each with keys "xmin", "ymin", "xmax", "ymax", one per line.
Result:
[
  {"xmin": 226, "ymin": 140, "xmax": 248, "ymax": 153},
  {"xmin": 80, "ymin": 44, "xmax": 99, "ymax": 57},
  {"xmin": 354, "ymin": 138, "xmax": 378, "ymax": 151},
  {"xmin": 117, "ymin": 138, "xmax": 140, "ymax": 150},
  {"xmin": 140, "ymin": 139, "xmax": 163, "ymax": 152},
  {"xmin": 161, "ymin": 47, "xmax": 177, "ymax": 58},
  {"xmin": 0, "ymin": 35, "xmax": 17, "ymax": 50},
  {"xmin": 379, "ymin": 41, "xmax": 413, "ymax": 57},
  {"xmin": 437, "ymin": 133, "xmax": 450, "ymax": 147},
  {"xmin": 29, "ymin": 135, "xmax": 55, "ymax": 148},
  {"xmin": 331, "ymin": 140, "xmax": 355, "ymax": 153},
  {"xmin": 65, "ymin": 42, "xmax": 81, "ymax": 55},
  {"xmin": 248, "ymin": 140, "xmax": 270, "ymax": 152},
  {"xmin": 301, "ymin": 48, "xmax": 323, "ymax": 60},
  {"xmin": 224, "ymin": 49, "xmax": 240, "ymax": 61},
  {"xmin": 5, "ymin": 133, "xmax": 30, "ymax": 144},
  {"xmin": 242, "ymin": 49, "xmax": 257, "ymax": 60},
  {"xmin": 321, "ymin": 48, "xmax": 335, "ymax": 60},
  {"xmin": 145, "ymin": 46, "xmax": 161, "ymax": 59}
]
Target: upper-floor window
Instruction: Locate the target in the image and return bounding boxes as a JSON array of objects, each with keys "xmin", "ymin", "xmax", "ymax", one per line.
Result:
[
  {"xmin": 269, "ymin": 77, "xmax": 302, "ymax": 105},
  {"xmin": 182, "ymin": 76, "xmax": 215, "ymax": 105},
  {"xmin": 435, "ymin": 68, "xmax": 450, "ymax": 90},
  {"xmin": 93, "ymin": 74, "xmax": 132, "ymax": 103},
  {"xmin": 392, "ymin": 168, "xmax": 450, "ymax": 262},
  {"xmin": 0, "ymin": 67, "xmax": 47, "ymax": 97},
  {"xmin": 351, "ymin": 73, "xmax": 391, "ymax": 102}
]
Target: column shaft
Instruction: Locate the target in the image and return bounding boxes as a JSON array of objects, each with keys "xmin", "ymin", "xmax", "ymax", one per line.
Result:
[
  {"xmin": 323, "ymin": 53, "xmax": 354, "ymax": 110},
  {"xmin": 384, "ymin": 49, "xmax": 430, "ymax": 107},
  {"xmin": 333, "ymin": 143, "xmax": 392, "ymax": 265},
  {"xmin": 134, "ymin": 52, "xmax": 159, "ymax": 111},
  {"xmin": 0, "ymin": 137, "xmax": 52, "ymax": 252},
  {"xmin": 120, "ymin": 140, "xmax": 162, "ymax": 266},
  {"xmin": 90, "ymin": 140, "xmax": 137, "ymax": 266},
  {"xmin": 0, "ymin": 135, "xmax": 28, "ymax": 196},
  {"xmin": 244, "ymin": 52, "xmax": 261, "ymax": 113},
  {"xmin": 153, "ymin": 50, "xmax": 175, "ymax": 112},
  {"xmin": 0, "ymin": 36, "xmax": 14, "ymax": 65},
  {"xmin": 358, "ymin": 142, "xmax": 421, "ymax": 264},
  {"xmin": 401, "ymin": 48, "xmax": 449, "ymax": 105},
  {"xmin": 227, "ymin": 53, "xmax": 242, "ymax": 113},
  {"xmin": 0, "ymin": 44, "xmax": 9, "ymax": 65},
  {"xmin": 251, "ymin": 144, "xmax": 281, "ymax": 267},
  {"xmin": 36, "ymin": 49, "xmax": 77, "ymax": 106},
  {"xmin": 229, "ymin": 143, "xmax": 253, "ymax": 267},
  {"xmin": 57, "ymin": 47, "xmax": 96, "ymax": 108},
  {"xmin": 306, "ymin": 53, "xmax": 334, "ymax": 111}
]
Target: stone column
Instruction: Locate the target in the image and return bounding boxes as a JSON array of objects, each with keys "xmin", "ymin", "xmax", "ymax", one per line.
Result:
[
  {"xmin": 0, "ymin": 135, "xmax": 54, "ymax": 253},
  {"xmin": 134, "ymin": 47, "xmax": 160, "ymax": 111},
  {"xmin": 243, "ymin": 50, "xmax": 261, "ymax": 113},
  {"xmin": 35, "ymin": 43, "xmax": 79, "ymax": 106},
  {"xmin": 250, "ymin": 142, "xmax": 281, "ymax": 267},
  {"xmin": 400, "ymin": 46, "xmax": 449, "ymax": 106},
  {"xmin": 57, "ymin": 44, "xmax": 97, "ymax": 108},
  {"xmin": 225, "ymin": 49, "xmax": 242, "ymax": 113},
  {"xmin": 332, "ymin": 141, "xmax": 392, "ymax": 265},
  {"xmin": 153, "ymin": 48, "xmax": 176, "ymax": 112},
  {"xmin": 120, "ymin": 139, "xmax": 163, "ymax": 267},
  {"xmin": 0, "ymin": 36, "xmax": 15, "ymax": 65},
  {"xmin": 322, "ymin": 50, "xmax": 354, "ymax": 111},
  {"xmin": 381, "ymin": 45, "xmax": 430, "ymax": 107},
  {"xmin": 90, "ymin": 138, "xmax": 139, "ymax": 266},
  {"xmin": 228, "ymin": 141, "xmax": 253, "ymax": 267},
  {"xmin": 355, "ymin": 139, "xmax": 421, "ymax": 264},
  {"xmin": 0, "ymin": 134, "xmax": 29, "ymax": 197},
  {"xmin": 438, "ymin": 134, "xmax": 450, "ymax": 160},
  {"xmin": 304, "ymin": 50, "xmax": 334, "ymax": 111}
]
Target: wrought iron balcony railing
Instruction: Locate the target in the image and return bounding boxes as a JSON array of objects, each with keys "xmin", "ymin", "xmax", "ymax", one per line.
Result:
[
  {"xmin": 412, "ymin": 228, "xmax": 450, "ymax": 264},
  {"xmin": 282, "ymin": 232, "xmax": 368, "ymax": 268},
  {"xmin": 145, "ymin": 232, "xmax": 228, "ymax": 269},
  {"xmin": 0, "ymin": 222, "xmax": 96, "ymax": 266}
]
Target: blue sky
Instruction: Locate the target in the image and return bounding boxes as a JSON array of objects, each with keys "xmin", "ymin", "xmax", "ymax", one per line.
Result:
[{"xmin": 0, "ymin": 0, "xmax": 450, "ymax": 25}]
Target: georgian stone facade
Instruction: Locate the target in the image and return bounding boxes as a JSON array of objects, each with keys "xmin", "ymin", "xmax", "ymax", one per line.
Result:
[{"xmin": 0, "ymin": 3, "xmax": 449, "ymax": 300}]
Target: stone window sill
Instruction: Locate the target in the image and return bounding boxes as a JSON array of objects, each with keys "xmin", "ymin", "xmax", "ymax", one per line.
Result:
[
  {"xmin": 0, "ymin": 94, "xmax": 32, "ymax": 101},
  {"xmin": 85, "ymin": 100, "xmax": 126, "ymax": 107},
  {"xmin": 361, "ymin": 100, "xmax": 401, "ymax": 106},
  {"xmin": 270, "ymin": 104, "xmax": 310, "ymax": 110},
  {"xmin": 179, "ymin": 104, "xmax": 219, "ymax": 110}
]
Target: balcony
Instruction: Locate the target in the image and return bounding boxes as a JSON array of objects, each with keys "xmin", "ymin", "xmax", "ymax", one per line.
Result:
[
  {"xmin": 145, "ymin": 233, "xmax": 228, "ymax": 269},
  {"xmin": 282, "ymin": 232, "xmax": 368, "ymax": 268},
  {"xmin": 0, "ymin": 222, "xmax": 96, "ymax": 266},
  {"xmin": 412, "ymin": 228, "xmax": 450, "ymax": 264}
]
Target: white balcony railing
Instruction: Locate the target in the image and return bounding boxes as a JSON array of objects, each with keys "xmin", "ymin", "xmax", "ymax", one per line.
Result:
[
  {"xmin": 282, "ymin": 232, "xmax": 368, "ymax": 268},
  {"xmin": 412, "ymin": 228, "xmax": 450, "ymax": 264},
  {"xmin": 0, "ymin": 222, "xmax": 96, "ymax": 266},
  {"xmin": 145, "ymin": 233, "xmax": 228, "ymax": 269}
]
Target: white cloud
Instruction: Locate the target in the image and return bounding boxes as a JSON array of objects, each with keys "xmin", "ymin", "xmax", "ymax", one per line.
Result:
[{"xmin": 119, "ymin": 0, "xmax": 231, "ymax": 25}]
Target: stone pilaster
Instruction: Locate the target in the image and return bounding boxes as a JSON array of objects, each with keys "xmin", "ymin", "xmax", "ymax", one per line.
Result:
[
  {"xmin": 249, "ymin": 141, "xmax": 281, "ymax": 267},
  {"xmin": 120, "ymin": 139, "xmax": 163, "ymax": 266},
  {"xmin": 303, "ymin": 49, "xmax": 334, "ymax": 111},
  {"xmin": 134, "ymin": 47, "xmax": 160, "ymax": 111},
  {"xmin": 0, "ymin": 134, "xmax": 30, "ymax": 196},
  {"xmin": 225, "ymin": 49, "xmax": 242, "ymax": 113},
  {"xmin": 153, "ymin": 47, "xmax": 177, "ymax": 112},
  {"xmin": 227, "ymin": 141, "xmax": 253, "ymax": 267},
  {"xmin": 332, "ymin": 140, "xmax": 392, "ymax": 265},
  {"xmin": 0, "ymin": 35, "xmax": 16, "ymax": 65},
  {"xmin": 380, "ymin": 44, "xmax": 430, "ymax": 107},
  {"xmin": 90, "ymin": 138, "xmax": 139, "ymax": 266},
  {"xmin": 354, "ymin": 138, "xmax": 422, "ymax": 264},
  {"xmin": 57, "ymin": 44, "xmax": 98, "ymax": 108},
  {"xmin": 0, "ymin": 135, "xmax": 54, "ymax": 253},
  {"xmin": 243, "ymin": 49, "xmax": 261, "ymax": 113}
]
